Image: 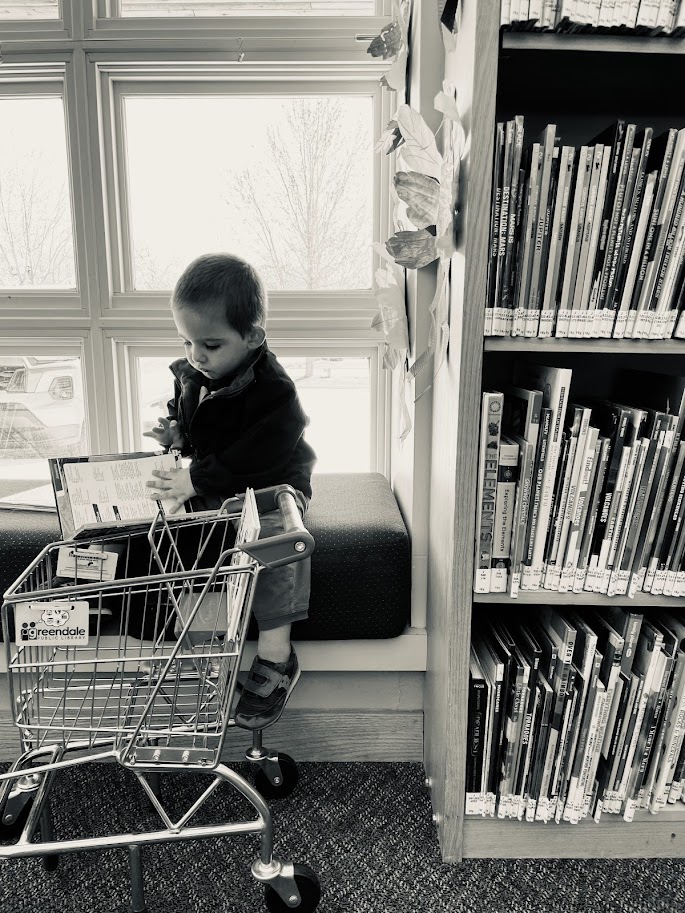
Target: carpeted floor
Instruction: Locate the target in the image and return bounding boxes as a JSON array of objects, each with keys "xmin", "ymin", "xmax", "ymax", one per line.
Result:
[{"xmin": 0, "ymin": 761, "xmax": 684, "ymax": 913}]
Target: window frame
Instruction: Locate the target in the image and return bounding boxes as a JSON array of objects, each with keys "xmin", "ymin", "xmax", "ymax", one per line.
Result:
[{"xmin": 0, "ymin": 1, "xmax": 70, "ymax": 40}]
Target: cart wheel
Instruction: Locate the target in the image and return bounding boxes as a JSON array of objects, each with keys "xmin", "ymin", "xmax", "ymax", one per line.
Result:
[
  {"xmin": 42, "ymin": 853, "xmax": 59, "ymax": 872},
  {"xmin": 254, "ymin": 754, "xmax": 299, "ymax": 800},
  {"xmin": 264, "ymin": 864, "xmax": 321, "ymax": 913}
]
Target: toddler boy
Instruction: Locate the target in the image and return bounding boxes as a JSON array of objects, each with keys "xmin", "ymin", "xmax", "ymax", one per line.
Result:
[{"xmin": 145, "ymin": 252, "xmax": 316, "ymax": 730}]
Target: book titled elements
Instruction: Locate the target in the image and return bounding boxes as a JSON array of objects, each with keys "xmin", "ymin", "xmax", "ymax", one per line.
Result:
[
  {"xmin": 473, "ymin": 363, "xmax": 685, "ymax": 599},
  {"xmin": 486, "ymin": 116, "xmax": 685, "ymax": 340},
  {"xmin": 500, "ymin": 1, "xmax": 685, "ymax": 33}
]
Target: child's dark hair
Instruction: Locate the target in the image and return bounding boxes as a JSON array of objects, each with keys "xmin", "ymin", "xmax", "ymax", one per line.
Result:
[{"xmin": 171, "ymin": 253, "xmax": 267, "ymax": 337}]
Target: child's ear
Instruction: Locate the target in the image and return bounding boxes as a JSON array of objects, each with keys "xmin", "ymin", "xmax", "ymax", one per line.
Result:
[{"xmin": 246, "ymin": 325, "xmax": 266, "ymax": 349}]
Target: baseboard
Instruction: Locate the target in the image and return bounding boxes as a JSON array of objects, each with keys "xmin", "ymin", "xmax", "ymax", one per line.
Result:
[{"xmin": 0, "ymin": 710, "xmax": 423, "ymax": 763}]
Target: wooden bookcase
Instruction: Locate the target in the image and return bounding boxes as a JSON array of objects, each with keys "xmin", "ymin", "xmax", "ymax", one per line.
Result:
[{"xmin": 423, "ymin": 0, "xmax": 685, "ymax": 863}]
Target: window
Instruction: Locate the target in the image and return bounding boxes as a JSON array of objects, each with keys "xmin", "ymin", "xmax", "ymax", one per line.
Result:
[
  {"xmin": 0, "ymin": 93, "xmax": 76, "ymax": 290},
  {"xmin": 0, "ymin": 1, "xmax": 59, "ymax": 20},
  {"xmin": 122, "ymin": 93, "xmax": 374, "ymax": 292},
  {"xmin": 115, "ymin": 1, "xmax": 378, "ymax": 16},
  {"xmin": 0, "ymin": 347, "xmax": 87, "ymax": 506},
  {"xmin": 0, "ymin": 9, "xmax": 395, "ymax": 511}
]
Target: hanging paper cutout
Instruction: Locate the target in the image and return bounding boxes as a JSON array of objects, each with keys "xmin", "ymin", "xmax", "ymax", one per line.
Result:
[
  {"xmin": 367, "ymin": 0, "xmax": 410, "ymax": 93},
  {"xmin": 393, "ymin": 172, "xmax": 440, "ymax": 229}
]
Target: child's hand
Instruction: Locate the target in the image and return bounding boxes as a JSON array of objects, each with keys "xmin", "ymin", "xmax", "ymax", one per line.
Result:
[
  {"xmin": 143, "ymin": 417, "xmax": 185, "ymax": 450},
  {"xmin": 147, "ymin": 467, "xmax": 196, "ymax": 514}
]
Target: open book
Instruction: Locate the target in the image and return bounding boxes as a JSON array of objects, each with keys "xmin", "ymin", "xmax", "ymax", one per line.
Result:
[{"xmin": 49, "ymin": 451, "xmax": 186, "ymax": 540}]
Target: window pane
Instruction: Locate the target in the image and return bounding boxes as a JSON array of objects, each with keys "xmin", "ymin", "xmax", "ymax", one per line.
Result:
[
  {"xmin": 0, "ymin": 355, "xmax": 87, "ymax": 506},
  {"xmin": 119, "ymin": 1, "xmax": 376, "ymax": 16},
  {"xmin": 135, "ymin": 354, "xmax": 370, "ymax": 472},
  {"xmin": 0, "ymin": 97, "xmax": 76, "ymax": 289},
  {"xmin": 0, "ymin": 1, "xmax": 59, "ymax": 19},
  {"xmin": 123, "ymin": 95, "xmax": 374, "ymax": 292}
]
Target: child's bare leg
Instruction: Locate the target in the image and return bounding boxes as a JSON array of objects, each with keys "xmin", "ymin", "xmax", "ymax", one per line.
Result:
[{"xmin": 257, "ymin": 623, "xmax": 292, "ymax": 664}]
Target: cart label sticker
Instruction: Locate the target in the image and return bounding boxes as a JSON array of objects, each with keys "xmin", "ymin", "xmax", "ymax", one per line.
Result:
[
  {"xmin": 56, "ymin": 545, "xmax": 118, "ymax": 582},
  {"xmin": 15, "ymin": 601, "xmax": 89, "ymax": 646}
]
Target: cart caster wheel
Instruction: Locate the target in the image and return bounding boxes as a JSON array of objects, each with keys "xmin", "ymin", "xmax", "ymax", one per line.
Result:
[
  {"xmin": 264, "ymin": 864, "xmax": 321, "ymax": 913},
  {"xmin": 42, "ymin": 853, "xmax": 59, "ymax": 872},
  {"xmin": 254, "ymin": 754, "xmax": 299, "ymax": 800}
]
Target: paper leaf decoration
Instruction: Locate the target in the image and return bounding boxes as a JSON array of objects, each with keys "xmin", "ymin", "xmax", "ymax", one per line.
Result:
[
  {"xmin": 381, "ymin": 49, "xmax": 409, "ymax": 92},
  {"xmin": 367, "ymin": 20, "xmax": 404, "ymax": 59},
  {"xmin": 385, "ymin": 229, "xmax": 439, "ymax": 270},
  {"xmin": 373, "ymin": 265, "xmax": 410, "ymax": 355},
  {"xmin": 393, "ymin": 171, "xmax": 440, "ymax": 229},
  {"xmin": 395, "ymin": 105, "xmax": 443, "ymax": 181},
  {"xmin": 375, "ymin": 120, "xmax": 404, "ymax": 155}
]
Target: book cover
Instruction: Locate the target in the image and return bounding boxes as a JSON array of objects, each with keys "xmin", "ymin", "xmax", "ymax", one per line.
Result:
[
  {"xmin": 513, "ymin": 363, "xmax": 573, "ymax": 589},
  {"xmin": 544, "ymin": 403, "xmax": 592, "ymax": 590},
  {"xmin": 49, "ymin": 450, "xmax": 184, "ymax": 540},
  {"xmin": 555, "ymin": 145, "xmax": 592, "ymax": 337},
  {"xmin": 568, "ymin": 143, "xmax": 608, "ymax": 338},
  {"xmin": 559, "ymin": 424, "xmax": 599, "ymax": 591},
  {"xmin": 540, "ymin": 145, "xmax": 576, "ymax": 338},
  {"xmin": 485, "ymin": 123, "xmax": 505, "ymax": 336},
  {"xmin": 506, "ymin": 433, "xmax": 537, "ymax": 597},
  {"xmin": 466, "ymin": 647, "xmax": 488, "ymax": 814},
  {"xmin": 616, "ymin": 171, "xmax": 658, "ymax": 338},
  {"xmin": 525, "ymin": 125, "xmax": 559, "ymax": 337},
  {"xmin": 519, "ymin": 406, "xmax": 552, "ymax": 589},
  {"xmin": 629, "ymin": 128, "xmax": 680, "ymax": 336},
  {"xmin": 501, "ymin": 115, "xmax": 527, "ymax": 328},
  {"xmin": 491, "ymin": 436, "xmax": 520, "ymax": 593},
  {"xmin": 609, "ymin": 128, "xmax": 654, "ymax": 334},
  {"xmin": 583, "ymin": 402, "xmax": 633, "ymax": 591},
  {"xmin": 574, "ymin": 434, "xmax": 611, "ymax": 592},
  {"xmin": 513, "ymin": 142, "xmax": 544, "ymax": 337}
]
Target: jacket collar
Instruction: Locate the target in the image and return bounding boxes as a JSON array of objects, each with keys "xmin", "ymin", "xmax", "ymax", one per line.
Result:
[{"xmin": 171, "ymin": 342, "xmax": 267, "ymax": 397}]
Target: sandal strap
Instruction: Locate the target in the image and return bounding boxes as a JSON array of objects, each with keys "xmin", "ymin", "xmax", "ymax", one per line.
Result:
[{"xmin": 242, "ymin": 661, "xmax": 293, "ymax": 698}]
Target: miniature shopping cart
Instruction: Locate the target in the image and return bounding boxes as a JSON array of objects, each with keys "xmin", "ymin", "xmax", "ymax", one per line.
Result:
[{"xmin": 0, "ymin": 484, "xmax": 319, "ymax": 913}]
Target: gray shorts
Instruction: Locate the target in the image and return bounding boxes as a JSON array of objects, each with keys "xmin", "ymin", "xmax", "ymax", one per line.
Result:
[{"xmin": 243, "ymin": 490, "xmax": 311, "ymax": 632}]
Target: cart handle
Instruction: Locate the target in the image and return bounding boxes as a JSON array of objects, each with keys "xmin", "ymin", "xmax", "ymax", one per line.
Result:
[{"xmin": 228, "ymin": 484, "xmax": 315, "ymax": 569}]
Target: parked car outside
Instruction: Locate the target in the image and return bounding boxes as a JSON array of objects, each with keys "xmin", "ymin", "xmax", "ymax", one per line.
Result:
[{"xmin": 0, "ymin": 356, "xmax": 85, "ymax": 458}]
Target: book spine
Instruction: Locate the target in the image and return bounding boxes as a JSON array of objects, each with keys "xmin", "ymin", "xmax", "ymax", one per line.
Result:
[
  {"xmin": 491, "ymin": 440, "xmax": 520, "ymax": 593},
  {"xmin": 474, "ymin": 392, "xmax": 505, "ymax": 593}
]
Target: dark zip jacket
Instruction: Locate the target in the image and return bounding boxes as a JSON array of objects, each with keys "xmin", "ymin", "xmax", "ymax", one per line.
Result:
[{"xmin": 167, "ymin": 343, "xmax": 316, "ymax": 505}]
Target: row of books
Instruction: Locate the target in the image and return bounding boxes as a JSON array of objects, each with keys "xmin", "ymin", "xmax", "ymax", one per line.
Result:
[
  {"xmin": 500, "ymin": 0, "xmax": 685, "ymax": 32},
  {"xmin": 485, "ymin": 117, "xmax": 685, "ymax": 340},
  {"xmin": 473, "ymin": 363, "xmax": 685, "ymax": 597},
  {"xmin": 467, "ymin": 606, "xmax": 685, "ymax": 823}
]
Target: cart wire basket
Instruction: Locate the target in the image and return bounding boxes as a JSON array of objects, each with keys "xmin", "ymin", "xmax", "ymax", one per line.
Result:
[{"xmin": 0, "ymin": 484, "xmax": 320, "ymax": 913}]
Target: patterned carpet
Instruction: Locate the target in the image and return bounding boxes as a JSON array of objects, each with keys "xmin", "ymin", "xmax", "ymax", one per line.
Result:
[{"xmin": 0, "ymin": 761, "xmax": 684, "ymax": 913}]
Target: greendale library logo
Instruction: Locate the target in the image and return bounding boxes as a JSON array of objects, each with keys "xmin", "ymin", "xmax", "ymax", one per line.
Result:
[{"xmin": 15, "ymin": 601, "xmax": 90, "ymax": 647}]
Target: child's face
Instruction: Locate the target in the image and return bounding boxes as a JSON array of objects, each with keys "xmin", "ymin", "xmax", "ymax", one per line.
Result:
[{"xmin": 173, "ymin": 303, "xmax": 263, "ymax": 381}]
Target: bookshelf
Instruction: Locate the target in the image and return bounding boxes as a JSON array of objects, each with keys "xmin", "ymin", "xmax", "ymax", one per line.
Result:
[{"xmin": 423, "ymin": 0, "xmax": 685, "ymax": 863}]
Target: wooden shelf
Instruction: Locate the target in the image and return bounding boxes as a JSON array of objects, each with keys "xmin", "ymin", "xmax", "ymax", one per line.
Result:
[
  {"xmin": 462, "ymin": 805, "xmax": 685, "ymax": 858},
  {"xmin": 473, "ymin": 592, "xmax": 682, "ymax": 607},
  {"xmin": 501, "ymin": 32, "xmax": 685, "ymax": 55},
  {"xmin": 484, "ymin": 337, "xmax": 685, "ymax": 353}
]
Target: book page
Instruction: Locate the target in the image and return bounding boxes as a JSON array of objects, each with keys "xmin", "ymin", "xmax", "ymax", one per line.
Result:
[{"xmin": 62, "ymin": 453, "xmax": 184, "ymax": 532}]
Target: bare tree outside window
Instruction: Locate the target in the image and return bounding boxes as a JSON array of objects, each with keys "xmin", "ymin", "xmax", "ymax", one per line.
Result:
[
  {"xmin": 233, "ymin": 98, "xmax": 373, "ymax": 291},
  {"xmin": 0, "ymin": 98, "xmax": 76, "ymax": 289},
  {"xmin": 0, "ymin": 154, "xmax": 74, "ymax": 288}
]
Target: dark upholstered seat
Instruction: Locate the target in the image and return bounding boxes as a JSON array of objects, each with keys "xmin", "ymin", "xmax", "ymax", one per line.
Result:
[{"xmin": 0, "ymin": 473, "xmax": 411, "ymax": 641}]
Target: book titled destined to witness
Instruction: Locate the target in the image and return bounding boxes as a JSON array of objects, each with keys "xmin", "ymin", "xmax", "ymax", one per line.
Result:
[{"xmin": 49, "ymin": 451, "xmax": 185, "ymax": 540}]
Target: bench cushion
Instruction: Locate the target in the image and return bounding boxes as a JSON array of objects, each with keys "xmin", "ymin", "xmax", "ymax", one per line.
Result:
[{"xmin": 0, "ymin": 472, "xmax": 411, "ymax": 641}]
